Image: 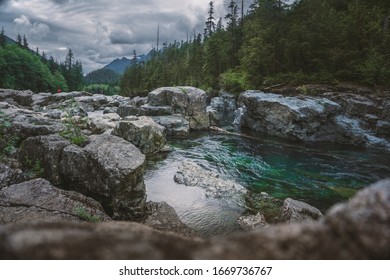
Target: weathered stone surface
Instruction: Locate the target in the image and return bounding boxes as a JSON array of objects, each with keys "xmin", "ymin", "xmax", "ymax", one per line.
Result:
[
  {"xmin": 207, "ymin": 93, "xmax": 237, "ymax": 126},
  {"xmin": 237, "ymin": 91, "xmax": 390, "ymax": 149},
  {"xmin": 0, "ymin": 164, "xmax": 26, "ymax": 190},
  {"xmin": 0, "ymin": 179, "xmax": 111, "ymax": 224},
  {"xmin": 74, "ymin": 95, "xmax": 109, "ymax": 112},
  {"xmin": 238, "ymin": 91, "xmax": 342, "ymax": 141},
  {"xmin": 2, "ymin": 108, "xmax": 65, "ymax": 141},
  {"xmin": 82, "ymin": 134, "xmax": 146, "ymax": 219},
  {"xmin": 153, "ymin": 115, "xmax": 190, "ymax": 137},
  {"xmin": 174, "ymin": 161, "xmax": 247, "ymax": 198},
  {"xmin": 0, "ymin": 179, "xmax": 388, "ymax": 259},
  {"xmin": 87, "ymin": 112, "xmax": 120, "ymax": 134},
  {"xmin": 281, "ymin": 198, "xmax": 323, "ymax": 223},
  {"xmin": 148, "ymin": 87, "xmax": 210, "ymax": 130},
  {"xmin": 18, "ymin": 134, "xmax": 71, "ymax": 185},
  {"xmin": 113, "ymin": 116, "xmax": 166, "ymax": 155},
  {"xmin": 238, "ymin": 213, "xmax": 269, "ymax": 231},
  {"xmin": 335, "ymin": 116, "xmax": 390, "ymax": 149},
  {"xmin": 143, "ymin": 202, "xmax": 197, "ymax": 237}
]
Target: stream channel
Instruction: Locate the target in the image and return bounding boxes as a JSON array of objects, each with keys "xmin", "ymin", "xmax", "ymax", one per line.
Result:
[{"xmin": 145, "ymin": 130, "xmax": 390, "ymax": 237}]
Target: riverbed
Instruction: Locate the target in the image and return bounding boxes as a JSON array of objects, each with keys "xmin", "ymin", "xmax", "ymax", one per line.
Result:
[{"xmin": 145, "ymin": 131, "xmax": 390, "ymax": 237}]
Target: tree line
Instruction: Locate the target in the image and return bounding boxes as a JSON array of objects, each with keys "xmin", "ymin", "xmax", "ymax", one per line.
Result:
[
  {"xmin": 120, "ymin": 0, "xmax": 390, "ymax": 96},
  {"xmin": 0, "ymin": 28, "xmax": 84, "ymax": 92}
]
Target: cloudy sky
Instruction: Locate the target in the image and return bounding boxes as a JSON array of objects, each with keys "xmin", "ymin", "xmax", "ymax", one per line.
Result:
[{"xmin": 0, "ymin": 0, "xmax": 244, "ymax": 73}]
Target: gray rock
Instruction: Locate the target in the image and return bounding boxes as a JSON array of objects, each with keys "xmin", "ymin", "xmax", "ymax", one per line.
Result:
[
  {"xmin": 87, "ymin": 111, "xmax": 120, "ymax": 134},
  {"xmin": 144, "ymin": 201, "xmax": 198, "ymax": 237},
  {"xmin": 148, "ymin": 87, "xmax": 210, "ymax": 130},
  {"xmin": 2, "ymin": 108, "xmax": 66, "ymax": 141},
  {"xmin": 174, "ymin": 161, "xmax": 247, "ymax": 198},
  {"xmin": 238, "ymin": 213, "xmax": 269, "ymax": 231},
  {"xmin": 207, "ymin": 93, "xmax": 237, "ymax": 126},
  {"xmin": 281, "ymin": 198, "xmax": 323, "ymax": 223},
  {"xmin": 0, "ymin": 164, "xmax": 26, "ymax": 190},
  {"xmin": 0, "ymin": 179, "xmax": 111, "ymax": 223},
  {"xmin": 82, "ymin": 134, "xmax": 146, "ymax": 219},
  {"xmin": 335, "ymin": 115, "xmax": 390, "ymax": 149},
  {"xmin": 113, "ymin": 116, "xmax": 166, "ymax": 155},
  {"xmin": 153, "ymin": 115, "xmax": 190, "ymax": 137},
  {"xmin": 238, "ymin": 91, "xmax": 342, "ymax": 141},
  {"xmin": 74, "ymin": 95, "xmax": 109, "ymax": 112},
  {"xmin": 18, "ymin": 134, "xmax": 71, "ymax": 185}
]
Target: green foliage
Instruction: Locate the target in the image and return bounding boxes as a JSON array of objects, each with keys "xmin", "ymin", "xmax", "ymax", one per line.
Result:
[
  {"xmin": 59, "ymin": 99, "xmax": 88, "ymax": 146},
  {"xmin": 73, "ymin": 207, "xmax": 101, "ymax": 222},
  {"xmin": 119, "ymin": 0, "xmax": 390, "ymax": 92},
  {"xmin": 24, "ymin": 156, "xmax": 44, "ymax": 178},
  {"xmin": 0, "ymin": 110, "xmax": 19, "ymax": 160},
  {"xmin": 220, "ymin": 69, "xmax": 248, "ymax": 93},
  {"xmin": 84, "ymin": 84, "xmax": 120, "ymax": 96}
]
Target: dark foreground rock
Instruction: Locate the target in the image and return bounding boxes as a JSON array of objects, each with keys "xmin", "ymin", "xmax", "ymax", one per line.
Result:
[
  {"xmin": 0, "ymin": 179, "xmax": 111, "ymax": 223},
  {"xmin": 0, "ymin": 179, "xmax": 388, "ymax": 259}
]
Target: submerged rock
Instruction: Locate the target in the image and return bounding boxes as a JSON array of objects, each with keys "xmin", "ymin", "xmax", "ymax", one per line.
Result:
[
  {"xmin": 238, "ymin": 213, "xmax": 269, "ymax": 231},
  {"xmin": 143, "ymin": 201, "xmax": 198, "ymax": 237},
  {"xmin": 281, "ymin": 198, "xmax": 323, "ymax": 223},
  {"xmin": 174, "ymin": 161, "xmax": 247, "ymax": 198},
  {"xmin": 0, "ymin": 179, "xmax": 111, "ymax": 223}
]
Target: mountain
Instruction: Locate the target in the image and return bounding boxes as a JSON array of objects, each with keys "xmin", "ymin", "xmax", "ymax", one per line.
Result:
[
  {"xmin": 85, "ymin": 68, "xmax": 119, "ymax": 85},
  {"xmin": 4, "ymin": 35, "xmax": 17, "ymax": 45},
  {"xmin": 103, "ymin": 49, "xmax": 156, "ymax": 74},
  {"xmin": 103, "ymin": 57, "xmax": 132, "ymax": 74}
]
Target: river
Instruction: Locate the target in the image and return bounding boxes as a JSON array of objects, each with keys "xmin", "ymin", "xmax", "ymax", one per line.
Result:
[{"xmin": 145, "ymin": 130, "xmax": 390, "ymax": 237}]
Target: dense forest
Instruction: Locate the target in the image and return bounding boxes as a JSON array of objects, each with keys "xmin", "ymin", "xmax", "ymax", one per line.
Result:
[
  {"xmin": 121, "ymin": 0, "xmax": 390, "ymax": 96},
  {"xmin": 0, "ymin": 28, "xmax": 84, "ymax": 92}
]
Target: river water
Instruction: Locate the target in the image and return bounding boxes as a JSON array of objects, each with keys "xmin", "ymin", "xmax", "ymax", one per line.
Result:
[{"xmin": 145, "ymin": 131, "xmax": 390, "ymax": 237}]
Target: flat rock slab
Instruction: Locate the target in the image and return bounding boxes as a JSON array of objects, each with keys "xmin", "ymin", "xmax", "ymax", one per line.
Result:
[{"xmin": 0, "ymin": 179, "xmax": 111, "ymax": 223}]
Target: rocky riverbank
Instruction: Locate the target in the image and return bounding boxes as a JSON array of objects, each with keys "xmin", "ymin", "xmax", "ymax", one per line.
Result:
[{"xmin": 1, "ymin": 85, "xmax": 389, "ymax": 259}]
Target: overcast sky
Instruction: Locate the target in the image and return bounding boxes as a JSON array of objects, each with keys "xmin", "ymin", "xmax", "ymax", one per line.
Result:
[{"xmin": 0, "ymin": 0, "xmax": 245, "ymax": 73}]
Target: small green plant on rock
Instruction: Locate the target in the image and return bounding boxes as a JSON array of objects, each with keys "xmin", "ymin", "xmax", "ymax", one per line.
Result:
[
  {"xmin": 0, "ymin": 111, "xmax": 19, "ymax": 161},
  {"xmin": 59, "ymin": 99, "xmax": 88, "ymax": 146},
  {"xmin": 73, "ymin": 206, "xmax": 101, "ymax": 223},
  {"xmin": 24, "ymin": 156, "xmax": 44, "ymax": 178}
]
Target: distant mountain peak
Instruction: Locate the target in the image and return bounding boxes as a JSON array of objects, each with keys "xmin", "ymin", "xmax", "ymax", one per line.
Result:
[{"xmin": 102, "ymin": 51, "xmax": 154, "ymax": 74}]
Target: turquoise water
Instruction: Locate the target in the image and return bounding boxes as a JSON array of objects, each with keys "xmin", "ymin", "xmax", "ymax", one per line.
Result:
[{"xmin": 145, "ymin": 131, "xmax": 390, "ymax": 237}]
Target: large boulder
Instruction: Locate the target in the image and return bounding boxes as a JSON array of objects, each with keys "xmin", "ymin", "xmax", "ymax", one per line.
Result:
[
  {"xmin": 238, "ymin": 91, "xmax": 342, "ymax": 142},
  {"xmin": 148, "ymin": 87, "xmax": 210, "ymax": 130},
  {"xmin": 0, "ymin": 179, "xmax": 111, "ymax": 223},
  {"xmin": 61, "ymin": 134, "xmax": 147, "ymax": 220},
  {"xmin": 237, "ymin": 91, "xmax": 390, "ymax": 149},
  {"xmin": 113, "ymin": 116, "xmax": 166, "ymax": 155},
  {"xmin": 17, "ymin": 133, "xmax": 147, "ymax": 220},
  {"xmin": 174, "ymin": 161, "xmax": 247, "ymax": 198}
]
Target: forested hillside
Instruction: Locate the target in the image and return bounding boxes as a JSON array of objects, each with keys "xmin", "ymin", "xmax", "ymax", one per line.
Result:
[
  {"xmin": 0, "ymin": 28, "xmax": 84, "ymax": 92},
  {"xmin": 120, "ymin": 0, "xmax": 390, "ymax": 95}
]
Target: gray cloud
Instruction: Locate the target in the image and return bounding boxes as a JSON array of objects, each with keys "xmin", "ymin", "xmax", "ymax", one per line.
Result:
[{"xmin": 0, "ymin": 0, "xmax": 231, "ymax": 73}]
